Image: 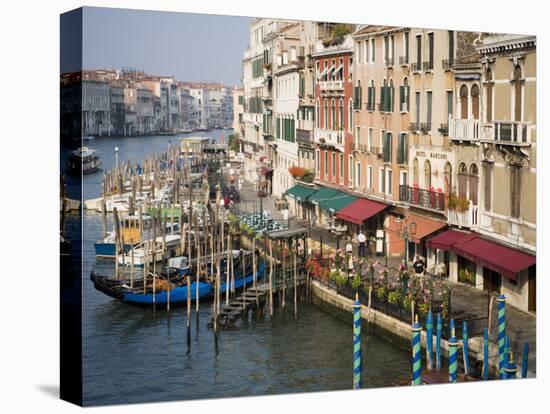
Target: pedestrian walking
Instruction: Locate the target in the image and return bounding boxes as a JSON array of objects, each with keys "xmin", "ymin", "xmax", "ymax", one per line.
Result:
[
  {"xmin": 357, "ymin": 230, "xmax": 367, "ymax": 258},
  {"xmin": 412, "ymin": 255, "xmax": 425, "ymax": 276}
]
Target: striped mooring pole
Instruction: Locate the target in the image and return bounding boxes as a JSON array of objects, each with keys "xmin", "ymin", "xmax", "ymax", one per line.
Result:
[
  {"xmin": 521, "ymin": 342, "xmax": 529, "ymax": 378},
  {"xmin": 504, "ymin": 335, "xmax": 510, "ymax": 372},
  {"xmin": 426, "ymin": 309, "xmax": 433, "ymax": 370},
  {"xmin": 448, "ymin": 322, "xmax": 458, "ymax": 383},
  {"xmin": 353, "ymin": 293, "xmax": 362, "ymax": 389},
  {"xmin": 504, "ymin": 352, "xmax": 518, "ymax": 379},
  {"xmin": 436, "ymin": 312, "xmax": 442, "ymax": 369},
  {"xmin": 411, "ymin": 315, "xmax": 422, "ymax": 385},
  {"xmin": 497, "ymin": 294, "xmax": 507, "ymax": 379},
  {"xmin": 462, "ymin": 320, "xmax": 470, "ymax": 375},
  {"xmin": 483, "ymin": 328, "xmax": 489, "ymax": 380}
]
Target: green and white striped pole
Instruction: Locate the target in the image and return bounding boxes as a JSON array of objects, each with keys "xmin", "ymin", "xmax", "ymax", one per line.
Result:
[
  {"xmin": 436, "ymin": 312, "xmax": 442, "ymax": 369},
  {"xmin": 426, "ymin": 309, "xmax": 433, "ymax": 370},
  {"xmin": 411, "ymin": 315, "xmax": 422, "ymax": 385},
  {"xmin": 448, "ymin": 322, "xmax": 458, "ymax": 383},
  {"xmin": 504, "ymin": 335, "xmax": 510, "ymax": 372},
  {"xmin": 353, "ymin": 293, "xmax": 362, "ymax": 389},
  {"xmin": 462, "ymin": 320, "xmax": 470, "ymax": 375},
  {"xmin": 483, "ymin": 328, "xmax": 489, "ymax": 380},
  {"xmin": 521, "ymin": 342, "xmax": 529, "ymax": 379},
  {"xmin": 497, "ymin": 294, "xmax": 506, "ymax": 379},
  {"xmin": 504, "ymin": 352, "xmax": 518, "ymax": 379}
]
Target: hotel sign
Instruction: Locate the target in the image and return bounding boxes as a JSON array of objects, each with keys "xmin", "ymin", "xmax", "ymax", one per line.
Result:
[{"xmin": 415, "ymin": 150, "xmax": 448, "ymax": 160}]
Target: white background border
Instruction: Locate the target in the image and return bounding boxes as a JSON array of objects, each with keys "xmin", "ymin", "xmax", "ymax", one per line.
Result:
[{"xmin": 0, "ymin": 0, "xmax": 546, "ymax": 412}]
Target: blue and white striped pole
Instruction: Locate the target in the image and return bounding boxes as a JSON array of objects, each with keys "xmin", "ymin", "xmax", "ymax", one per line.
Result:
[
  {"xmin": 462, "ymin": 320, "xmax": 470, "ymax": 375},
  {"xmin": 411, "ymin": 315, "xmax": 422, "ymax": 385},
  {"xmin": 436, "ymin": 312, "xmax": 442, "ymax": 369},
  {"xmin": 483, "ymin": 328, "xmax": 489, "ymax": 380},
  {"xmin": 521, "ymin": 342, "xmax": 529, "ymax": 379},
  {"xmin": 504, "ymin": 352, "xmax": 518, "ymax": 379},
  {"xmin": 497, "ymin": 294, "xmax": 506, "ymax": 379},
  {"xmin": 450, "ymin": 318, "xmax": 455, "ymax": 337},
  {"xmin": 448, "ymin": 322, "xmax": 458, "ymax": 383},
  {"xmin": 504, "ymin": 335, "xmax": 510, "ymax": 370},
  {"xmin": 353, "ymin": 293, "xmax": 362, "ymax": 389},
  {"xmin": 426, "ymin": 309, "xmax": 433, "ymax": 370}
]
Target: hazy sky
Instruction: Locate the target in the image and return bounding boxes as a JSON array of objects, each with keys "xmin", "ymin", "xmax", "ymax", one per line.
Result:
[{"xmin": 77, "ymin": 7, "xmax": 251, "ymax": 86}]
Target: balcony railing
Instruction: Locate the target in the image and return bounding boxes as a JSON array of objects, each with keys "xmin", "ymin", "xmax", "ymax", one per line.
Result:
[
  {"xmin": 350, "ymin": 142, "xmax": 371, "ymax": 153},
  {"xmin": 399, "ymin": 185, "xmax": 446, "ymax": 212},
  {"xmin": 423, "ymin": 61, "xmax": 434, "ymax": 72},
  {"xmin": 384, "ymin": 56, "xmax": 394, "ymax": 67},
  {"xmin": 448, "ymin": 203, "xmax": 479, "ymax": 228},
  {"xmin": 491, "ymin": 121, "xmax": 531, "ymax": 145},
  {"xmin": 410, "ymin": 122, "xmax": 420, "ymax": 132},
  {"xmin": 438, "ymin": 123, "xmax": 449, "ymax": 136},
  {"xmin": 411, "ymin": 62, "xmax": 422, "ymax": 72},
  {"xmin": 441, "ymin": 59, "xmax": 453, "ymax": 71},
  {"xmin": 399, "ymin": 56, "xmax": 409, "ymax": 66},
  {"xmin": 314, "ymin": 128, "xmax": 344, "ymax": 147},
  {"xmin": 449, "ymin": 118, "xmax": 480, "ymax": 142},
  {"xmin": 319, "ymin": 81, "xmax": 344, "ymax": 91},
  {"xmin": 420, "ymin": 122, "xmax": 432, "ymax": 133},
  {"xmin": 296, "ymin": 128, "xmax": 313, "ymax": 146}
]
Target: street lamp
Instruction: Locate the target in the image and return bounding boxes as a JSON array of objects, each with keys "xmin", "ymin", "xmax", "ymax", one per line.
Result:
[
  {"xmin": 396, "ymin": 212, "xmax": 417, "ymax": 267},
  {"xmin": 114, "ymin": 146, "xmax": 119, "ymax": 169}
]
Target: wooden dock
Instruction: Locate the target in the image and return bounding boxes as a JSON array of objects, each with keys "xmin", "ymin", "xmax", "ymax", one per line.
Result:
[{"xmin": 211, "ymin": 272, "xmax": 308, "ymax": 329}]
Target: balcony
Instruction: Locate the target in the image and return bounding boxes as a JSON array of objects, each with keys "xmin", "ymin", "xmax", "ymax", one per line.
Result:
[
  {"xmin": 420, "ymin": 122, "xmax": 432, "ymax": 134},
  {"xmin": 261, "ymin": 96, "xmax": 272, "ymax": 106},
  {"xmin": 384, "ymin": 56, "xmax": 394, "ymax": 67},
  {"xmin": 296, "ymin": 128, "xmax": 313, "ymax": 146},
  {"xmin": 448, "ymin": 203, "xmax": 479, "ymax": 229},
  {"xmin": 422, "ymin": 61, "xmax": 434, "ymax": 72},
  {"xmin": 399, "ymin": 56, "xmax": 409, "ymax": 66},
  {"xmin": 399, "ymin": 185, "xmax": 446, "ymax": 212},
  {"xmin": 314, "ymin": 128, "xmax": 344, "ymax": 148},
  {"xmin": 485, "ymin": 121, "xmax": 532, "ymax": 146},
  {"xmin": 319, "ymin": 80, "xmax": 344, "ymax": 91},
  {"xmin": 411, "ymin": 62, "xmax": 422, "ymax": 73},
  {"xmin": 441, "ymin": 59, "xmax": 453, "ymax": 71},
  {"xmin": 350, "ymin": 142, "xmax": 370, "ymax": 153},
  {"xmin": 438, "ymin": 123, "xmax": 449, "ymax": 136},
  {"xmin": 449, "ymin": 118, "xmax": 480, "ymax": 142},
  {"xmin": 409, "ymin": 122, "xmax": 420, "ymax": 132}
]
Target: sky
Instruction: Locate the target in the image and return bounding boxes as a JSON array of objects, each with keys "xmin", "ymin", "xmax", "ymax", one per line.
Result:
[{"xmin": 64, "ymin": 7, "xmax": 251, "ymax": 87}]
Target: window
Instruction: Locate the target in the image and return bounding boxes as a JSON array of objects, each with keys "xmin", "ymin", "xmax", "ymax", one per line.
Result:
[
  {"xmin": 483, "ymin": 162, "xmax": 492, "ymax": 211},
  {"xmin": 379, "ymin": 168, "xmax": 385, "ymax": 193},
  {"xmin": 331, "ymin": 99, "xmax": 336, "ymax": 129},
  {"xmin": 384, "ymin": 36, "xmax": 389, "ymax": 63},
  {"xmin": 400, "ymin": 78, "xmax": 410, "ymax": 112},
  {"xmin": 448, "ymin": 30, "xmax": 454, "ymax": 65},
  {"xmin": 364, "ymin": 40, "xmax": 369, "ymax": 64},
  {"xmin": 386, "ymin": 169, "xmax": 392, "ymax": 195},
  {"xmin": 404, "ymin": 32, "xmax": 409, "ymax": 63},
  {"xmin": 413, "ymin": 158, "xmax": 419, "ymax": 185},
  {"xmin": 416, "ymin": 34, "xmax": 422, "ymax": 67},
  {"xmin": 426, "ymin": 91, "xmax": 433, "ymax": 130},
  {"xmin": 367, "ymin": 166, "xmax": 373, "ymax": 189},
  {"xmin": 390, "ymin": 35, "xmax": 395, "ymax": 64},
  {"xmin": 397, "ymin": 133, "xmax": 408, "ymax": 164},
  {"xmin": 460, "ymin": 85, "xmax": 468, "ymax": 119},
  {"xmin": 371, "ymin": 38, "xmax": 376, "ymax": 62},
  {"xmin": 367, "ymin": 80, "xmax": 376, "ymax": 111},
  {"xmin": 339, "ymin": 98, "xmax": 344, "ymax": 130},
  {"xmin": 356, "ymin": 162, "xmax": 361, "ymax": 187},
  {"xmin": 348, "ymin": 98, "xmax": 353, "ymax": 132},
  {"xmin": 424, "ymin": 160, "xmax": 432, "ymax": 189},
  {"xmin": 469, "ymin": 164, "xmax": 479, "ymax": 205},
  {"xmin": 485, "ymin": 69, "xmax": 493, "ymax": 123},
  {"xmin": 446, "ymin": 91, "xmax": 453, "ymax": 119},
  {"xmin": 355, "ymin": 126, "xmax": 360, "ymax": 147},
  {"xmin": 316, "ymin": 99, "xmax": 320, "ymax": 128},
  {"xmin": 324, "ymin": 99, "xmax": 328, "ymax": 129},
  {"xmin": 444, "ymin": 162, "xmax": 452, "ymax": 195},
  {"xmin": 400, "ymin": 170, "xmax": 407, "ymax": 186},
  {"xmin": 324, "ymin": 151, "xmax": 328, "ymax": 175},
  {"xmin": 367, "ymin": 128, "xmax": 373, "ymax": 152},
  {"xmin": 510, "ymin": 165, "xmax": 521, "ymax": 218},
  {"xmin": 458, "ymin": 162, "xmax": 467, "ymax": 198},
  {"xmin": 428, "ymin": 32, "xmax": 434, "ymax": 69},
  {"xmin": 340, "ymin": 153, "xmax": 344, "ymax": 180},
  {"xmin": 332, "ymin": 152, "xmax": 336, "ymax": 178},
  {"xmin": 513, "ymin": 65, "xmax": 523, "ymax": 122},
  {"xmin": 415, "ymin": 92, "xmax": 421, "ymax": 123},
  {"xmin": 358, "ymin": 41, "xmax": 362, "ymax": 63},
  {"xmin": 383, "ymin": 132, "xmax": 392, "ymax": 163},
  {"xmin": 471, "ymin": 84, "xmax": 480, "ymax": 120}
]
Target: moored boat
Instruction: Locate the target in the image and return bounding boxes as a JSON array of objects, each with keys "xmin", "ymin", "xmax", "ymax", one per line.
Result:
[{"xmin": 66, "ymin": 147, "xmax": 102, "ymax": 175}]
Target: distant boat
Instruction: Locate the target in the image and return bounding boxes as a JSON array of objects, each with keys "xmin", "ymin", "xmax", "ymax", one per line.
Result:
[
  {"xmin": 82, "ymin": 135, "xmax": 94, "ymax": 141},
  {"xmin": 90, "ymin": 250, "xmax": 265, "ymax": 307},
  {"xmin": 66, "ymin": 147, "xmax": 102, "ymax": 175}
]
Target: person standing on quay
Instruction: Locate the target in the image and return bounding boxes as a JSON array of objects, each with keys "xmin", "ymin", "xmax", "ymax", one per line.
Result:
[
  {"xmin": 413, "ymin": 255, "xmax": 425, "ymax": 276},
  {"xmin": 357, "ymin": 230, "xmax": 367, "ymax": 258}
]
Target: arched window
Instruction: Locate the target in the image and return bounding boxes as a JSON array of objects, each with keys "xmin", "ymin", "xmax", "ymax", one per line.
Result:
[
  {"xmin": 444, "ymin": 162, "xmax": 452, "ymax": 194},
  {"xmin": 348, "ymin": 98, "xmax": 353, "ymax": 132},
  {"xmin": 460, "ymin": 85, "xmax": 468, "ymax": 119},
  {"xmin": 324, "ymin": 99, "xmax": 328, "ymax": 129},
  {"xmin": 458, "ymin": 162, "xmax": 468, "ymax": 198},
  {"xmin": 413, "ymin": 158, "xmax": 419, "ymax": 185},
  {"xmin": 339, "ymin": 98, "xmax": 344, "ymax": 130},
  {"xmin": 471, "ymin": 84, "xmax": 479, "ymax": 120},
  {"xmin": 485, "ymin": 69, "xmax": 493, "ymax": 123},
  {"xmin": 424, "ymin": 160, "xmax": 432, "ymax": 189},
  {"xmin": 389, "ymin": 78, "xmax": 394, "ymax": 111},
  {"xmin": 469, "ymin": 164, "xmax": 479, "ymax": 205},
  {"xmin": 483, "ymin": 161, "xmax": 492, "ymax": 211},
  {"xmin": 513, "ymin": 65, "xmax": 522, "ymax": 122}
]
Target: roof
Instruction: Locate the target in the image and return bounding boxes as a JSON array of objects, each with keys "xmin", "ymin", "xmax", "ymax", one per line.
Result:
[
  {"xmin": 336, "ymin": 198, "xmax": 388, "ymax": 225},
  {"xmin": 266, "ymin": 227, "xmax": 309, "ymax": 240},
  {"xmin": 286, "ymin": 184, "xmax": 317, "ymax": 202},
  {"xmin": 387, "ymin": 213, "xmax": 446, "ymax": 244},
  {"xmin": 426, "ymin": 229, "xmax": 477, "ymax": 251},
  {"xmin": 318, "ymin": 192, "xmax": 357, "ymax": 213},
  {"xmin": 353, "ymin": 25, "xmax": 402, "ymax": 37},
  {"xmin": 453, "ymin": 236, "xmax": 536, "ymax": 280},
  {"xmin": 308, "ymin": 187, "xmax": 340, "ymax": 205}
]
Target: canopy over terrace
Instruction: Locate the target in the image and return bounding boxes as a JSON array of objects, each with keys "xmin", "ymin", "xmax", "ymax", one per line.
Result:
[
  {"xmin": 285, "ymin": 184, "xmax": 317, "ymax": 202},
  {"xmin": 336, "ymin": 198, "xmax": 388, "ymax": 225},
  {"xmin": 318, "ymin": 191, "xmax": 357, "ymax": 213}
]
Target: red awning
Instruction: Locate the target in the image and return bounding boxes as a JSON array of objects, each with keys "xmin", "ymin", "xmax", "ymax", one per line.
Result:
[
  {"xmin": 454, "ymin": 236, "xmax": 536, "ymax": 280},
  {"xmin": 426, "ymin": 229, "xmax": 477, "ymax": 251},
  {"xmin": 335, "ymin": 198, "xmax": 388, "ymax": 225}
]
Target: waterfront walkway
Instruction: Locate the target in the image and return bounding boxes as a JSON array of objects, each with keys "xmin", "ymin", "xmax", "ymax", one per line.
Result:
[{"xmin": 234, "ymin": 177, "xmax": 536, "ymax": 375}]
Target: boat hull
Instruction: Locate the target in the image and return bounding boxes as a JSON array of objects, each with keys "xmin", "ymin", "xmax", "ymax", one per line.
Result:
[{"xmin": 94, "ymin": 242, "xmax": 132, "ymax": 258}]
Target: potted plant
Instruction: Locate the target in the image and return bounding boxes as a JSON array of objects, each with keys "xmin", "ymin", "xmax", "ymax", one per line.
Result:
[{"xmin": 388, "ymin": 290, "xmax": 401, "ymax": 306}]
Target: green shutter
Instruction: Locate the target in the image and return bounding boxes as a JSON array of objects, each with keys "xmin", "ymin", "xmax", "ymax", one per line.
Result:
[
  {"xmin": 380, "ymin": 87, "xmax": 385, "ymax": 111},
  {"xmin": 383, "ymin": 132, "xmax": 392, "ymax": 162},
  {"xmin": 390, "ymin": 87, "xmax": 394, "ymax": 112}
]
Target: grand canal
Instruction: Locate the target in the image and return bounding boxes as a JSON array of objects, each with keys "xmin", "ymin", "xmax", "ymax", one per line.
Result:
[{"xmin": 65, "ymin": 130, "xmax": 411, "ymax": 406}]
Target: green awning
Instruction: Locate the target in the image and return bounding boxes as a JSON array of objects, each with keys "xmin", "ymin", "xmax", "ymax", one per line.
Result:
[
  {"xmin": 308, "ymin": 187, "xmax": 340, "ymax": 205},
  {"xmin": 318, "ymin": 191, "xmax": 358, "ymax": 213},
  {"xmin": 285, "ymin": 184, "xmax": 317, "ymax": 202}
]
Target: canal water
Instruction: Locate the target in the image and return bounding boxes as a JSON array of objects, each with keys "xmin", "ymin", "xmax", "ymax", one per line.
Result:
[{"xmin": 68, "ymin": 131, "xmax": 411, "ymax": 406}]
